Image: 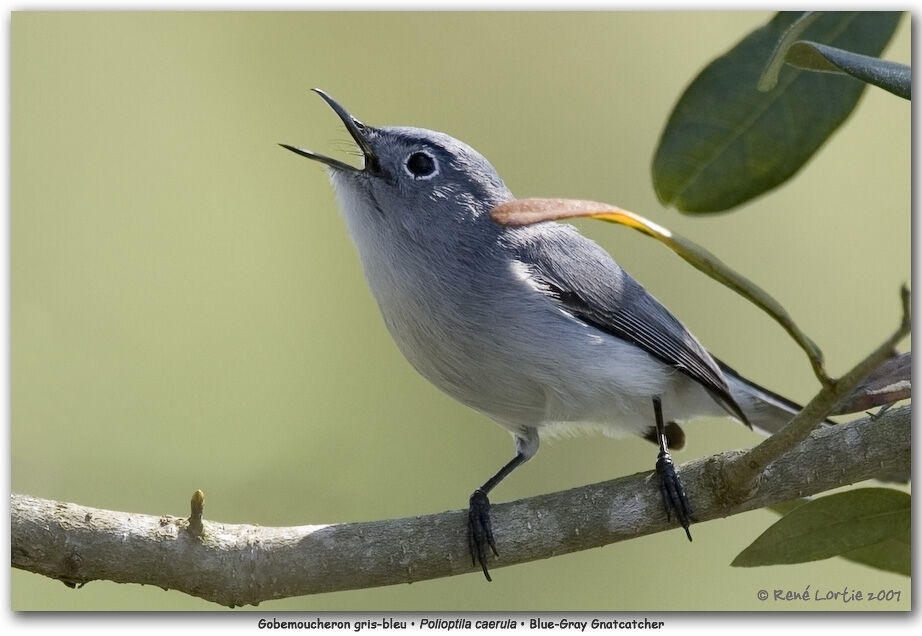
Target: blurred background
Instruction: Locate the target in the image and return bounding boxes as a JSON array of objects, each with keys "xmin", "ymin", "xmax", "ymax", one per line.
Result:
[{"xmin": 11, "ymin": 12, "xmax": 910, "ymax": 610}]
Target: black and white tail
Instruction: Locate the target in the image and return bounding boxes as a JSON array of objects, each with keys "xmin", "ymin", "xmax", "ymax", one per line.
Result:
[{"xmin": 717, "ymin": 359, "xmax": 808, "ymax": 436}]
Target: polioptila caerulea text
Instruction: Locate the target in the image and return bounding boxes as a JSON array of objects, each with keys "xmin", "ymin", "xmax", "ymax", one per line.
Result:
[{"xmin": 282, "ymin": 90, "xmax": 802, "ymax": 580}]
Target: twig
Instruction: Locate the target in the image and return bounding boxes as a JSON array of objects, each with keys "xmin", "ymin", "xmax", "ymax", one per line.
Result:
[
  {"xmin": 831, "ymin": 351, "xmax": 911, "ymax": 415},
  {"xmin": 187, "ymin": 489, "xmax": 204, "ymax": 537},
  {"xmin": 491, "ymin": 198, "xmax": 832, "ymax": 385},
  {"xmin": 723, "ymin": 285, "xmax": 910, "ymax": 492},
  {"xmin": 12, "ymin": 405, "xmax": 909, "ymax": 607}
]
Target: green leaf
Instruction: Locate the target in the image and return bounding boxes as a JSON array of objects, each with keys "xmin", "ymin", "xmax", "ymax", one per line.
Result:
[
  {"xmin": 731, "ymin": 488, "xmax": 910, "ymax": 567},
  {"xmin": 765, "ymin": 496, "xmax": 910, "ymax": 575},
  {"xmin": 653, "ymin": 11, "xmax": 903, "ymax": 213},
  {"xmin": 840, "ymin": 529, "xmax": 911, "ymax": 576},
  {"xmin": 785, "ymin": 41, "xmax": 911, "ymax": 99}
]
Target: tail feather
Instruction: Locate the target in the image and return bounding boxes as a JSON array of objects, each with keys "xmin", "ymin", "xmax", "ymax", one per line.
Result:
[{"xmin": 716, "ymin": 359, "xmax": 807, "ymax": 436}]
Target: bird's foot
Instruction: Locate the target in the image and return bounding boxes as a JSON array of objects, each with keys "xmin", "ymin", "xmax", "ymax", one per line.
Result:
[
  {"xmin": 468, "ymin": 488, "xmax": 498, "ymax": 581},
  {"xmin": 656, "ymin": 449, "xmax": 693, "ymax": 541}
]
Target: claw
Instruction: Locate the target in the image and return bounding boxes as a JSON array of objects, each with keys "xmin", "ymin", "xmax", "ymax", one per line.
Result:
[{"xmin": 468, "ymin": 488, "xmax": 497, "ymax": 581}]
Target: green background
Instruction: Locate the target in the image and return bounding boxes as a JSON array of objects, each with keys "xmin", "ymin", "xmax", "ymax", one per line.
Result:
[{"xmin": 11, "ymin": 12, "xmax": 910, "ymax": 610}]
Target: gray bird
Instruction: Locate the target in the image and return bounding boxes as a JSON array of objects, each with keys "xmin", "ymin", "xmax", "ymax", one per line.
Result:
[{"xmin": 281, "ymin": 90, "xmax": 802, "ymax": 580}]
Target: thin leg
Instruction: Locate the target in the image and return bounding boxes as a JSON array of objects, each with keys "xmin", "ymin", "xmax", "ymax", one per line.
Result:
[
  {"xmin": 653, "ymin": 396, "xmax": 693, "ymax": 541},
  {"xmin": 468, "ymin": 430, "xmax": 538, "ymax": 582}
]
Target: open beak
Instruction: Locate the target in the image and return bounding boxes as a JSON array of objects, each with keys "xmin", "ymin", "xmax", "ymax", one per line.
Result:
[{"xmin": 280, "ymin": 89, "xmax": 377, "ymax": 173}]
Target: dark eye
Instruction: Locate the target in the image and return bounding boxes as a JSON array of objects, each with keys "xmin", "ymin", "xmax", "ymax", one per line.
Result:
[{"xmin": 404, "ymin": 151, "xmax": 437, "ymax": 179}]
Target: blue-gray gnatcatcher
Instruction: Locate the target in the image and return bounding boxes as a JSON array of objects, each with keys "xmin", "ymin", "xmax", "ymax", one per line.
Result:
[{"xmin": 282, "ymin": 89, "xmax": 802, "ymax": 580}]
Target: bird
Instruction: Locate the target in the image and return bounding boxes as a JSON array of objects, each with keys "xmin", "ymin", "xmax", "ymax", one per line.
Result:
[{"xmin": 281, "ymin": 89, "xmax": 803, "ymax": 580}]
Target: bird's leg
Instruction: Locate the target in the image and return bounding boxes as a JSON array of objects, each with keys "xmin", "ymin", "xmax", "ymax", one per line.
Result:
[
  {"xmin": 468, "ymin": 453, "xmax": 525, "ymax": 582},
  {"xmin": 652, "ymin": 396, "xmax": 693, "ymax": 541},
  {"xmin": 468, "ymin": 431, "xmax": 538, "ymax": 581}
]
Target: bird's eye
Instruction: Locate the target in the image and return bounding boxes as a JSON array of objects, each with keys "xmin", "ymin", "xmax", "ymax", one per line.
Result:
[{"xmin": 404, "ymin": 151, "xmax": 438, "ymax": 179}]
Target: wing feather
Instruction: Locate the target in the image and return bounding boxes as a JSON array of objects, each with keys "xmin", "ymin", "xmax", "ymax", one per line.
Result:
[{"xmin": 510, "ymin": 226, "xmax": 749, "ymax": 426}]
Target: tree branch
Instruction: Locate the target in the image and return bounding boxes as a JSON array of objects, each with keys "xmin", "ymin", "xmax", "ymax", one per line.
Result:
[{"xmin": 12, "ymin": 405, "xmax": 909, "ymax": 608}]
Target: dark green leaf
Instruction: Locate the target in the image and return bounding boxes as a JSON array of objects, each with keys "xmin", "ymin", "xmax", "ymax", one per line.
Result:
[
  {"xmin": 840, "ymin": 529, "xmax": 911, "ymax": 576},
  {"xmin": 786, "ymin": 41, "xmax": 911, "ymax": 99},
  {"xmin": 731, "ymin": 488, "xmax": 910, "ymax": 567},
  {"xmin": 766, "ymin": 495, "xmax": 910, "ymax": 574},
  {"xmin": 764, "ymin": 494, "xmax": 910, "ymax": 574},
  {"xmin": 653, "ymin": 12, "xmax": 903, "ymax": 213}
]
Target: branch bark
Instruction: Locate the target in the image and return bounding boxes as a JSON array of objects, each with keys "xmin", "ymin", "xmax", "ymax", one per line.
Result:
[{"xmin": 12, "ymin": 404, "xmax": 909, "ymax": 608}]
